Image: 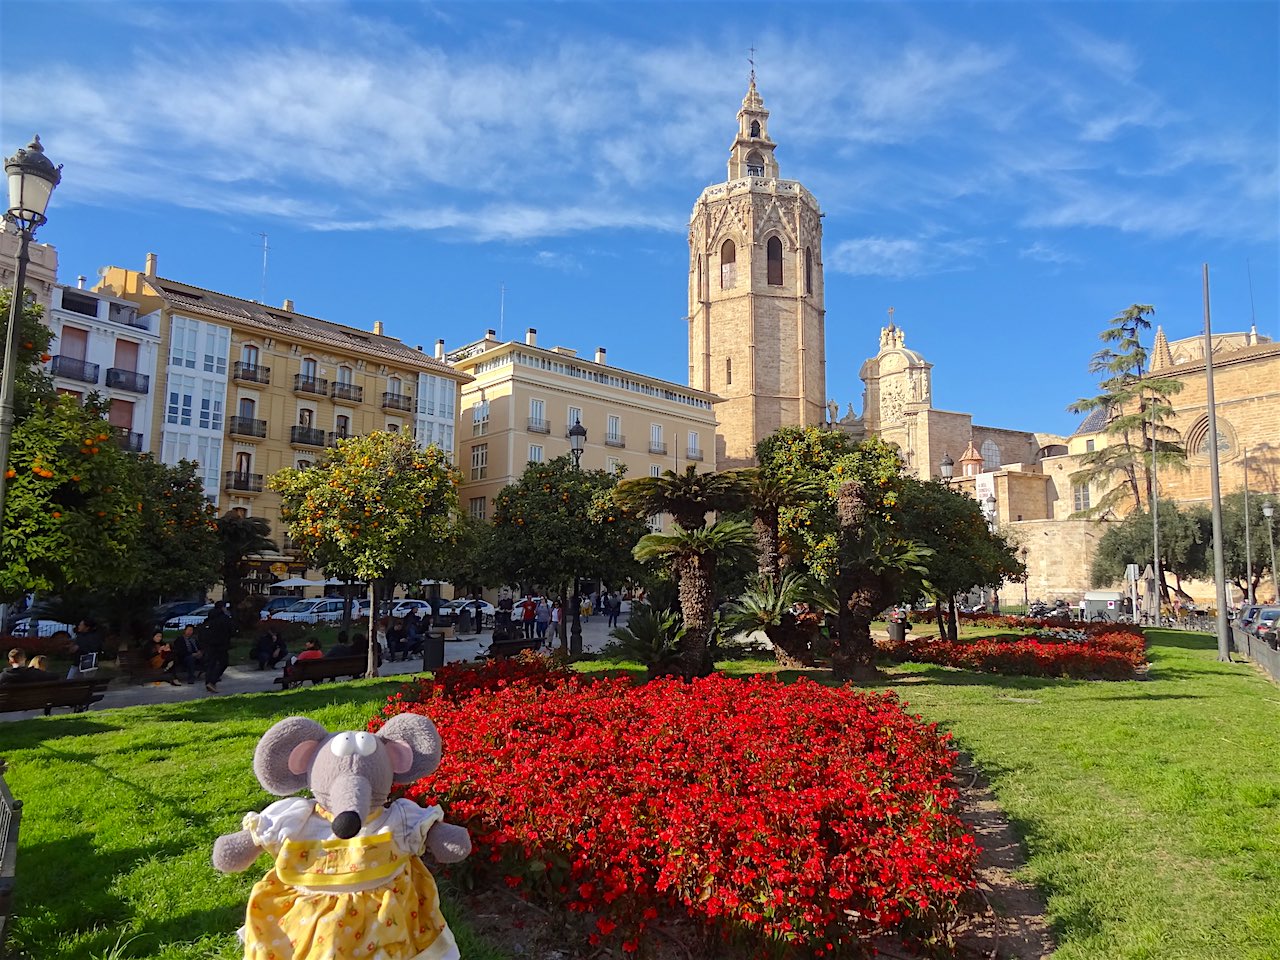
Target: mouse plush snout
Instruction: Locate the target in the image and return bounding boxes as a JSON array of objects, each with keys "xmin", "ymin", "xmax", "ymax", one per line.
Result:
[{"xmin": 332, "ymin": 810, "xmax": 363, "ymax": 839}]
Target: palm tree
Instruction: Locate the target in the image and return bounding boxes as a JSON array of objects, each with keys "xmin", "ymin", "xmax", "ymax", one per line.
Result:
[
  {"xmin": 216, "ymin": 512, "xmax": 276, "ymax": 614},
  {"xmin": 616, "ymin": 465, "xmax": 749, "ymax": 531},
  {"xmin": 633, "ymin": 519, "xmax": 755, "ymax": 679},
  {"xmin": 738, "ymin": 468, "xmax": 823, "ymax": 581},
  {"xmin": 722, "ymin": 572, "xmax": 826, "ymax": 668}
]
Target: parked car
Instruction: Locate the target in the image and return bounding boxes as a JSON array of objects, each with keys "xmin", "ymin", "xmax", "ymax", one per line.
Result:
[
  {"xmin": 259, "ymin": 596, "xmax": 302, "ymax": 619},
  {"xmin": 164, "ymin": 603, "xmax": 215, "ymax": 630},
  {"xmin": 444, "ymin": 598, "xmax": 496, "ymax": 627},
  {"xmin": 153, "ymin": 599, "xmax": 207, "ymax": 624},
  {"xmin": 389, "ymin": 599, "xmax": 434, "ymax": 620},
  {"xmin": 10, "ymin": 616, "xmax": 77, "ymax": 639},
  {"xmin": 1236, "ymin": 604, "xmax": 1263, "ymax": 632},
  {"xmin": 1249, "ymin": 607, "xmax": 1280, "ymax": 637},
  {"xmin": 269, "ymin": 598, "xmax": 348, "ymax": 624}
]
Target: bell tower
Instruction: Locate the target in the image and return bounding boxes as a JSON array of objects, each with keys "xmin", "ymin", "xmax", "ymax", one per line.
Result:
[{"xmin": 688, "ymin": 78, "xmax": 826, "ymax": 469}]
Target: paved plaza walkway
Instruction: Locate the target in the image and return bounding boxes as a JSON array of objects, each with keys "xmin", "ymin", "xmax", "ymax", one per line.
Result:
[{"xmin": 2, "ymin": 617, "xmax": 621, "ymax": 722}]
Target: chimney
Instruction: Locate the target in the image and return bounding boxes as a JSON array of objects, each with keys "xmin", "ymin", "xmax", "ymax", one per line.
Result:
[
  {"xmin": 415, "ymin": 344, "xmax": 424, "ymax": 352},
  {"xmin": 526, "ymin": 327, "xmax": 538, "ymax": 347},
  {"xmin": 76, "ymin": 275, "xmax": 86, "ymax": 289},
  {"xmin": 144, "ymin": 252, "xmax": 157, "ymax": 277},
  {"xmin": 486, "ymin": 328, "xmax": 497, "ymax": 341},
  {"xmin": 283, "ymin": 298, "xmax": 294, "ymax": 312},
  {"xmin": 435, "ymin": 339, "xmax": 445, "ymax": 360},
  {"xmin": 373, "ymin": 320, "xmax": 385, "ymax": 336},
  {"xmin": 595, "ymin": 346, "xmax": 607, "ymax": 364}
]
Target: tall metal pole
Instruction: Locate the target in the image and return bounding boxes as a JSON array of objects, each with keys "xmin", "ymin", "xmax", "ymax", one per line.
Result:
[
  {"xmin": 1266, "ymin": 510, "xmax": 1278, "ymax": 603},
  {"xmin": 1202, "ymin": 264, "xmax": 1232, "ymax": 660},
  {"xmin": 1150, "ymin": 384, "xmax": 1163, "ymax": 628},
  {"xmin": 0, "ymin": 228, "xmax": 32, "ymax": 635},
  {"xmin": 1243, "ymin": 449, "xmax": 1255, "ymax": 605}
]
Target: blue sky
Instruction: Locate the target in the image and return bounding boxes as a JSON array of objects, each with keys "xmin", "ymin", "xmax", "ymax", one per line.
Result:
[{"xmin": 3, "ymin": 0, "xmax": 1276, "ymax": 438}]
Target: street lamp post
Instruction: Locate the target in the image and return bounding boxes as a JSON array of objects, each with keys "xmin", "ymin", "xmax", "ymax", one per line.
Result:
[
  {"xmin": 1263, "ymin": 500, "xmax": 1278, "ymax": 603},
  {"xmin": 939, "ymin": 453, "xmax": 954, "ymax": 485},
  {"xmin": 983, "ymin": 494, "xmax": 999, "ymax": 612},
  {"xmin": 1020, "ymin": 546, "xmax": 1029, "ymax": 613},
  {"xmin": 567, "ymin": 418, "xmax": 587, "ymax": 655},
  {"xmin": 1, "ymin": 136, "xmax": 61, "ymax": 635}
]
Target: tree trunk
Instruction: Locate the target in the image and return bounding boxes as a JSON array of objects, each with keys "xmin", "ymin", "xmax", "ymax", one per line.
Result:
[
  {"xmin": 366, "ymin": 581, "xmax": 379, "ymax": 679},
  {"xmin": 765, "ymin": 619, "xmax": 815, "ymax": 668},
  {"xmin": 831, "ymin": 573, "xmax": 881, "ymax": 681},
  {"xmin": 558, "ymin": 585, "xmax": 568, "ymax": 649},
  {"xmin": 753, "ymin": 510, "xmax": 780, "ymax": 582},
  {"xmin": 676, "ymin": 553, "xmax": 716, "ymax": 680},
  {"xmin": 947, "ymin": 597, "xmax": 959, "ymax": 642},
  {"xmin": 934, "ymin": 599, "xmax": 946, "ymax": 638}
]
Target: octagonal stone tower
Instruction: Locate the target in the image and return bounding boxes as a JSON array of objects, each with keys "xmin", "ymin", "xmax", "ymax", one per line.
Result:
[{"xmin": 687, "ymin": 79, "xmax": 827, "ymax": 468}]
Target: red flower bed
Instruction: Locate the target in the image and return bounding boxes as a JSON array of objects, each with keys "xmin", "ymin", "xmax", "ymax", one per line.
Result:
[
  {"xmin": 880, "ymin": 629, "xmax": 1146, "ymax": 679},
  {"xmin": 371, "ymin": 667, "xmax": 976, "ymax": 955},
  {"xmin": 2, "ymin": 633, "xmax": 73, "ymax": 657}
]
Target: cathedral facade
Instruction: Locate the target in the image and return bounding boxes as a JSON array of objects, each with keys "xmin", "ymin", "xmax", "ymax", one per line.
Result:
[{"xmin": 688, "ymin": 80, "xmax": 826, "ymax": 469}]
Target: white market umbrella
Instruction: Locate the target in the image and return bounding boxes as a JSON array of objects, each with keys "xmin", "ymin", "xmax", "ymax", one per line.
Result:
[{"xmin": 273, "ymin": 576, "xmax": 322, "ymax": 589}]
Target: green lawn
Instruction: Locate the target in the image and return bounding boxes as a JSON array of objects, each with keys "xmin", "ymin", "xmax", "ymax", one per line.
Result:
[{"xmin": 3, "ymin": 631, "xmax": 1278, "ymax": 959}]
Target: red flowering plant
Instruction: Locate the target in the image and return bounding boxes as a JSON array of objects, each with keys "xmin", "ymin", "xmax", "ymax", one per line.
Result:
[
  {"xmin": 371, "ymin": 668, "xmax": 977, "ymax": 956},
  {"xmin": 879, "ymin": 628, "xmax": 1146, "ymax": 680}
]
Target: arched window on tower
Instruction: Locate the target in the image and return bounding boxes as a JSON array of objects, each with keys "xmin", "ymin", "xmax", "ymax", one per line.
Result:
[
  {"xmin": 746, "ymin": 150, "xmax": 765, "ymax": 177},
  {"xmin": 805, "ymin": 246, "xmax": 814, "ymax": 294},
  {"xmin": 720, "ymin": 239, "xmax": 737, "ymax": 289},
  {"xmin": 981, "ymin": 440, "xmax": 1001, "ymax": 467},
  {"xmin": 750, "ymin": 120, "xmax": 761, "ymax": 138},
  {"xmin": 767, "ymin": 236, "xmax": 783, "ymax": 286}
]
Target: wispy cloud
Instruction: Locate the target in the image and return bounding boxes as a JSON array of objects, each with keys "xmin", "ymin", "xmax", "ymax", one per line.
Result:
[
  {"xmin": 828, "ymin": 235, "xmax": 985, "ymax": 279},
  {"xmin": 532, "ymin": 250, "xmax": 583, "ymax": 272},
  {"xmin": 1019, "ymin": 241, "xmax": 1080, "ymax": 265}
]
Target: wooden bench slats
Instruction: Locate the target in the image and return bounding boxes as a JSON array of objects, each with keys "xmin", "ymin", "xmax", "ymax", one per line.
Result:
[
  {"xmin": 273, "ymin": 656, "xmax": 367, "ymax": 690},
  {"xmin": 0, "ymin": 679, "xmax": 110, "ymax": 716}
]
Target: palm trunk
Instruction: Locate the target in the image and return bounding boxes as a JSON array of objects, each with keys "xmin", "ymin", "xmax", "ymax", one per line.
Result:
[
  {"xmin": 752, "ymin": 509, "xmax": 780, "ymax": 582},
  {"xmin": 366, "ymin": 581, "xmax": 379, "ymax": 679},
  {"xmin": 947, "ymin": 596, "xmax": 959, "ymax": 642},
  {"xmin": 676, "ymin": 554, "xmax": 716, "ymax": 680}
]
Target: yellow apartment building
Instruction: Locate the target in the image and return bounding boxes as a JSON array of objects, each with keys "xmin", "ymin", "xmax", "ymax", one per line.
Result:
[
  {"xmin": 96, "ymin": 254, "xmax": 471, "ymax": 581},
  {"xmin": 448, "ymin": 327, "xmax": 720, "ymax": 525}
]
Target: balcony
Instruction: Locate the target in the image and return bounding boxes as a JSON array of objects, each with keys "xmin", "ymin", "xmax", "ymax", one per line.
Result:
[
  {"xmin": 281, "ymin": 536, "xmax": 303, "ymax": 556},
  {"xmin": 113, "ymin": 428, "xmax": 143, "ymax": 453},
  {"xmin": 224, "ymin": 471, "xmax": 264, "ymax": 493},
  {"xmin": 527, "ymin": 417, "xmax": 551, "ymax": 434},
  {"xmin": 604, "ymin": 434, "xmax": 626, "ymax": 448},
  {"xmin": 686, "ymin": 448, "xmax": 704, "ymax": 462},
  {"xmin": 293, "ymin": 374, "xmax": 329, "ymax": 396},
  {"xmin": 327, "ymin": 431, "xmax": 355, "ymax": 447},
  {"xmin": 381, "ymin": 392, "xmax": 413, "ymax": 412},
  {"xmin": 50, "ymin": 355, "xmax": 99, "ymax": 384},
  {"xmin": 234, "ymin": 361, "xmax": 271, "ymax": 384},
  {"xmin": 330, "ymin": 381, "xmax": 363, "ymax": 404},
  {"xmin": 649, "ymin": 441, "xmax": 668, "ymax": 455},
  {"xmin": 290, "ymin": 425, "xmax": 326, "ymax": 447},
  {"xmin": 105, "ymin": 368, "xmax": 150, "ymax": 393},
  {"xmin": 227, "ymin": 416, "xmax": 267, "ymax": 439}
]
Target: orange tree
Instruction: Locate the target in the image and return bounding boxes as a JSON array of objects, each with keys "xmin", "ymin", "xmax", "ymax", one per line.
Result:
[
  {"xmin": 491, "ymin": 456, "xmax": 648, "ymax": 645},
  {"xmin": 0, "ymin": 396, "xmax": 142, "ymax": 602},
  {"xmin": 270, "ymin": 431, "xmax": 460, "ymax": 676}
]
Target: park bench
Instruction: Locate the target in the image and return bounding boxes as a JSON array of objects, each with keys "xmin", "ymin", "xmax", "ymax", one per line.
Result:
[
  {"xmin": 0, "ymin": 679, "xmax": 109, "ymax": 717},
  {"xmin": 117, "ymin": 650, "xmax": 177, "ymax": 685},
  {"xmin": 273, "ymin": 655, "xmax": 366, "ymax": 690},
  {"xmin": 0, "ymin": 758, "xmax": 20, "ymax": 945},
  {"xmin": 483, "ymin": 636, "xmax": 542, "ymax": 659}
]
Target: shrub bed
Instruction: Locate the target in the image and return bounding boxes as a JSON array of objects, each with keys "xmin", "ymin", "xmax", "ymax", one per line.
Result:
[
  {"xmin": 371, "ymin": 664, "xmax": 976, "ymax": 956},
  {"xmin": 880, "ymin": 628, "xmax": 1146, "ymax": 679}
]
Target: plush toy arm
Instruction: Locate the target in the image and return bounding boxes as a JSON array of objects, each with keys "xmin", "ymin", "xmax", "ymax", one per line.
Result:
[
  {"xmin": 424, "ymin": 821, "xmax": 471, "ymax": 864},
  {"xmin": 213, "ymin": 829, "xmax": 263, "ymax": 874}
]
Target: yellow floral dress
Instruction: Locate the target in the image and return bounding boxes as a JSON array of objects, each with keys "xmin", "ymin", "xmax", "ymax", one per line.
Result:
[{"xmin": 239, "ymin": 797, "xmax": 458, "ymax": 960}]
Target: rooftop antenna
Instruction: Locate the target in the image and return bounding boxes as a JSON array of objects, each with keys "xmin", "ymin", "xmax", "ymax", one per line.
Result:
[
  {"xmin": 257, "ymin": 232, "xmax": 269, "ymax": 304},
  {"xmin": 499, "ymin": 282, "xmax": 505, "ymax": 341}
]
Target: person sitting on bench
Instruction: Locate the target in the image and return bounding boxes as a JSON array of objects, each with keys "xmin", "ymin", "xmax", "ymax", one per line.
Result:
[{"xmin": 1, "ymin": 648, "xmax": 57, "ymax": 684}]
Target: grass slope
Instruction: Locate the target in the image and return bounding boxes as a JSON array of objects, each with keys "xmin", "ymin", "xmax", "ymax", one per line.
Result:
[
  {"xmin": 1, "ymin": 679, "xmax": 504, "ymax": 960},
  {"xmin": 3, "ymin": 631, "xmax": 1278, "ymax": 959}
]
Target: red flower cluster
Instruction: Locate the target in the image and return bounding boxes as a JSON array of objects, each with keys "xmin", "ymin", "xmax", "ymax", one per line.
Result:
[
  {"xmin": 3, "ymin": 633, "xmax": 72, "ymax": 657},
  {"xmin": 371, "ymin": 671, "xmax": 976, "ymax": 954},
  {"xmin": 880, "ymin": 629, "xmax": 1146, "ymax": 679},
  {"xmin": 372, "ymin": 652, "xmax": 572, "ymax": 722}
]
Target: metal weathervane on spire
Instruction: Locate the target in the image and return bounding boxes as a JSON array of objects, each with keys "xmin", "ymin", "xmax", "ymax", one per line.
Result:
[{"xmin": 749, "ymin": 45, "xmax": 756, "ymax": 84}]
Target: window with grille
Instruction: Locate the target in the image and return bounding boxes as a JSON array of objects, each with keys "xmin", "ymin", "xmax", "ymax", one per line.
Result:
[
  {"xmin": 469, "ymin": 497, "xmax": 487, "ymax": 520},
  {"xmin": 529, "ymin": 444, "xmax": 544, "ymax": 464},
  {"xmin": 1073, "ymin": 482, "xmax": 1091, "ymax": 513},
  {"xmin": 471, "ymin": 443, "xmax": 488, "ymax": 481}
]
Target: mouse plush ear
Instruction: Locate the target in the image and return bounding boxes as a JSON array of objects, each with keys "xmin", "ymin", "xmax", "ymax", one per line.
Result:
[
  {"xmin": 254, "ymin": 716, "xmax": 329, "ymax": 795},
  {"xmin": 378, "ymin": 713, "xmax": 442, "ymax": 783}
]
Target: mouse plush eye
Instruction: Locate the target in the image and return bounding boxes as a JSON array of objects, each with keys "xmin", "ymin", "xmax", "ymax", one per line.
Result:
[
  {"xmin": 329, "ymin": 732, "xmax": 358, "ymax": 757},
  {"xmin": 354, "ymin": 732, "xmax": 378, "ymax": 757}
]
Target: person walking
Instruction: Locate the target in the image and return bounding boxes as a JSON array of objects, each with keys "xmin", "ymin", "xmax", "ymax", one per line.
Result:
[
  {"xmin": 521, "ymin": 595, "xmax": 537, "ymax": 640},
  {"xmin": 201, "ymin": 600, "xmax": 234, "ymax": 693},
  {"xmin": 550, "ymin": 600, "xmax": 563, "ymax": 642},
  {"xmin": 606, "ymin": 591, "xmax": 621, "ymax": 629},
  {"xmin": 535, "ymin": 599, "xmax": 551, "ymax": 642}
]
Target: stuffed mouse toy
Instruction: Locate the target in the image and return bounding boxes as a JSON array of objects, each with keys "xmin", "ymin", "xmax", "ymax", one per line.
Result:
[{"xmin": 213, "ymin": 713, "xmax": 471, "ymax": 960}]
